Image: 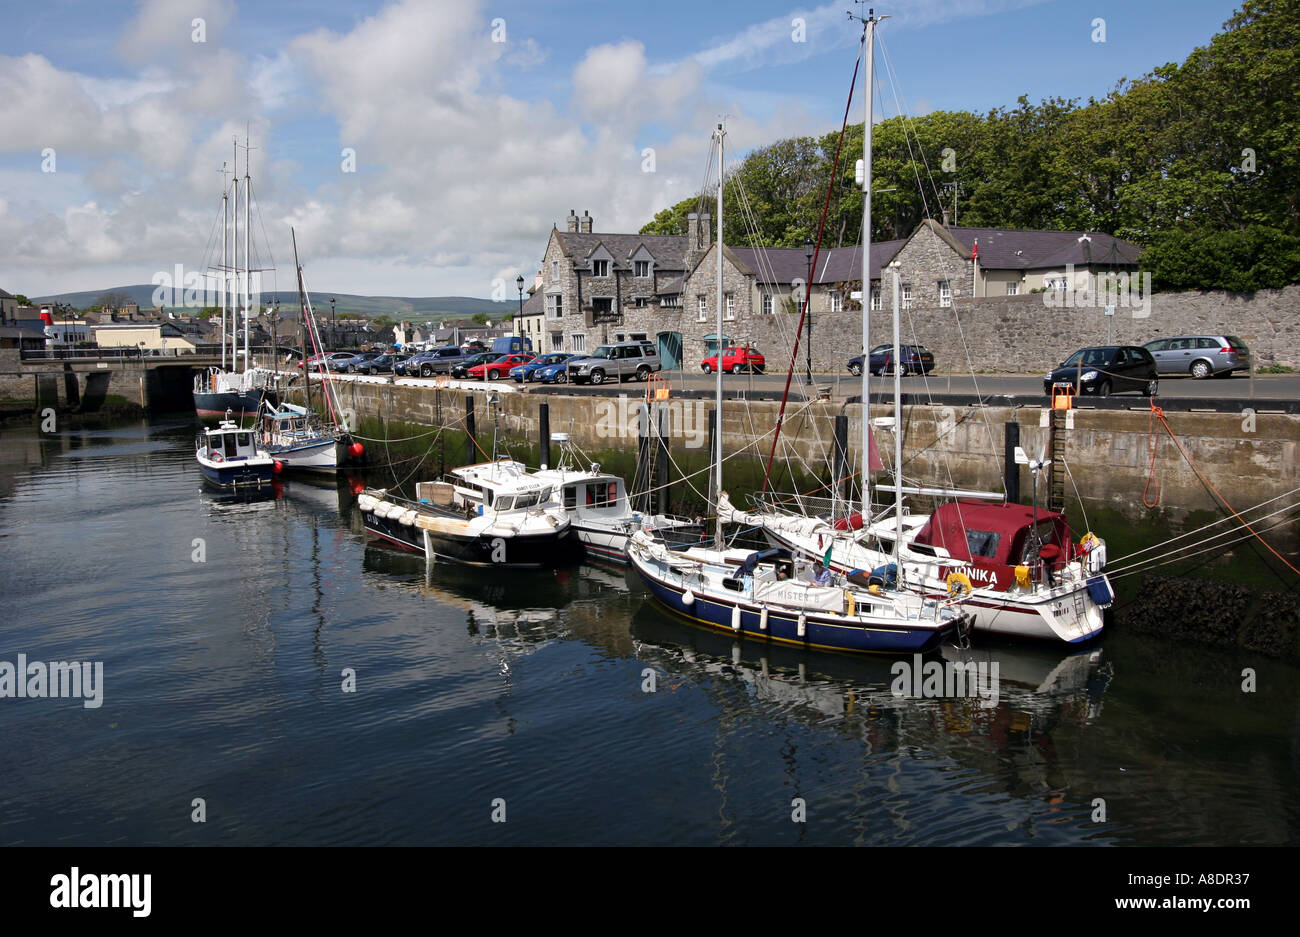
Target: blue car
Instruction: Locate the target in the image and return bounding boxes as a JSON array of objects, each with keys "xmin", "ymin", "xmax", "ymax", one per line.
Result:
[
  {"xmin": 510, "ymin": 353, "xmax": 576, "ymax": 383},
  {"xmin": 532, "ymin": 355, "xmax": 579, "ymax": 384}
]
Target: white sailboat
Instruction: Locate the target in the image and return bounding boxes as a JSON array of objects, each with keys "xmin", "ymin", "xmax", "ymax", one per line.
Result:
[{"xmin": 627, "ymin": 109, "xmax": 971, "ymax": 656}]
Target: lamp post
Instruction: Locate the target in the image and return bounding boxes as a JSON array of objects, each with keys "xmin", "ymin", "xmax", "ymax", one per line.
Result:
[
  {"xmin": 515, "ymin": 275, "xmax": 525, "ymax": 344},
  {"xmin": 330, "ymin": 298, "xmax": 336, "ymax": 351},
  {"xmin": 804, "ymin": 237, "xmax": 814, "ymax": 384}
]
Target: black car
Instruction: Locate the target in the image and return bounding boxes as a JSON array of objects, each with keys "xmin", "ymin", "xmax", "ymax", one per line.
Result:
[
  {"xmin": 847, "ymin": 344, "xmax": 935, "ymax": 377},
  {"xmin": 1044, "ymin": 346, "xmax": 1158, "ymax": 397},
  {"xmin": 450, "ymin": 352, "xmax": 496, "ymax": 379},
  {"xmin": 331, "ymin": 351, "xmax": 381, "ymax": 373},
  {"xmin": 354, "ymin": 353, "xmax": 409, "ymax": 375}
]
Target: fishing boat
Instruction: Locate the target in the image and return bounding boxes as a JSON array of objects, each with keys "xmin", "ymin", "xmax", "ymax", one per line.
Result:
[
  {"xmin": 721, "ymin": 8, "xmax": 1112, "ymax": 644},
  {"xmin": 193, "ymin": 137, "xmax": 270, "ymax": 418},
  {"xmin": 531, "ymin": 433, "xmax": 702, "ymax": 564},
  {"xmin": 358, "ymin": 459, "xmax": 581, "ymax": 568},
  {"xmin": 195, "ymin": 418, "xmax": 278, "ymax": 490},
  {"xmin": 627, "ymin": 112, "xmax": 971, "ymax": 655}
]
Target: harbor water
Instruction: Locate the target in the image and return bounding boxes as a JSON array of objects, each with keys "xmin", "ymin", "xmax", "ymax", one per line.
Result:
[{"xmin": 1, "ymin": 417, "xmax": 1297, "ymax": 845}]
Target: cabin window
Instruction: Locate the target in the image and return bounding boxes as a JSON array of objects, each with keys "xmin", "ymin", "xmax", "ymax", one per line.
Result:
[
  {"xmin": 966, "ymin": 529, "xmax": 1001, "ymax": 559},
  {"xmin": 495, "ymin": 496, "xmax": 515, "ymax": 511},
  {"xmin": 236, "ymin": 433, "xmax": 251, "ymax": 447},
  {"xmin": 223, "ymin": 435, "xmax": 238, "ymax": 457},
  {"xmin": 585, "ymin": 482, "xmax": 618, "ymax": 508},
  {"xmin": 563, "ymin": 486, "xmax": 577, "ymax": 510}
]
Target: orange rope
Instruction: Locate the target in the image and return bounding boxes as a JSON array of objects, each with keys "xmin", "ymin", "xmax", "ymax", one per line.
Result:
[
  {"xmin": 1145, "ymin": 401, "xmax": 1300, "ymax": 577},
  {"xmin": 1143, "ymin": 404, "xmax": 1163, "ymax": 507}
]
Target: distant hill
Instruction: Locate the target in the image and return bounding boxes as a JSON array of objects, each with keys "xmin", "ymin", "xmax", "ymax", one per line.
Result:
[{"xmin": 32, "ymin": 285, "xmax": 516, "ymax": 321}]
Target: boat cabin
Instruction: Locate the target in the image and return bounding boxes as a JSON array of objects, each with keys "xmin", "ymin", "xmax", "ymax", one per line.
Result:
[
  {"xmin": 200, "ymin": 422, "xmax": 260, "ymax": 462},
  {"xmin": 911, "ymin": 501, "xmax": 1072, "ymax": 588},
  {"xmin": 419, "ymin": 460, "xmax": 554, "ymax": 515},
  {"xmin": 556, "ymin": 475, "xmax": 626, "ymax": 517}
]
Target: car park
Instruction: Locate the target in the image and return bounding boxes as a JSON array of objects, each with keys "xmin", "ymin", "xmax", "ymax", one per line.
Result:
[
  {"xmin": 532, "ymin": 358, "xmax": 574, "ymax": 384},
  {"xmin": 301, "ymin": 352, "xmax": 353, "ymax": 371},
  {"xmin": 1044, "ymin": 345, "xmax": 1158, "ymax": 397},
  {"xmin": 1142, "ymin": 335, "xmax": 1250, "ymax": 379},
  {"xmin": 331, "ymin": 351, "xmax": 381, "ymax": 373},
  {"xmin": 353, "ymin": 353, "xmax": 409, "ymax": 375},
  {"xmin": 566, "ymin": 341, "xmax": 662, "ymax": 385},
  {"xmin": 450, "ymin": 352, "xmax": 500, "ymax": 379},
  {"xmin": 701, "ymin": 345, "xmax": 765, "ymax": 375},
  {"xmin": 467, "ymin": 353, "xmax": 534, "ymax": 380},
  {"xmin": 847, "ymin": 344, "xmax": 935, "ymax": 377},
  {"xmin": 510, "ymin": 353, "xmax": 576, "ymax": 382},
  {"xmin": 400, "ymin": 345, "xmax": 469, "ymax": 377}
]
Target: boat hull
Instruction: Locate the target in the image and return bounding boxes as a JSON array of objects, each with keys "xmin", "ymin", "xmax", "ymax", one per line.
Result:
[
  {"xmin": 194, "ymin": 388, "xmax": 262, "ymax": 418},
  {"xmin": 266, "ymin": 438, "xmax": 339, "ymax": 472},
  {"xmin": 362, "ymin": 508, "xmax": 581, "ymax": 568},
  {"xmin": 198, "ymin": 459, "xmax": 275, "ymax": 490}
]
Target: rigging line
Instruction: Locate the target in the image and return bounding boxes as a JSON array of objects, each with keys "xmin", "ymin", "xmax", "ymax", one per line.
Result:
[
  {"xmin": 1104, "ymin": 512, "xmax": 1300, "ymax": 584},
  {"xmin": 876, "ymin": 37, "xmax": 947, "ymax": 223},
  {"xmin": 1104, "ymin": 499, "xmax": 1300, "ymax": 578},
  {"xmin": 1109, "ymin": 485, "xmax": 1300, "ymax": 563},
  {"xmin": 1058, "ymin": 457, "xmax": 1092, "ymax": 535},
  {"xmin": 762, "ymin": 38, "xmax": 862, "ymax": 494}
]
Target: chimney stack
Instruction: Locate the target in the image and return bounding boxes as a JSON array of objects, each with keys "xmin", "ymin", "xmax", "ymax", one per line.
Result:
[
  {"xmin": 580, "ymin": 210, "xmax": 592, "ymax": 234},
  {"xmin": 941, "ymin": 209, "xmax": 951, "ymax": 227},
  {"xmin": 699, "ymin": 213, "xmax": 711, "ymax": 247},
  {"xmin": 567, "ymin": 209, "xmax": 579, "ymax": 233}
]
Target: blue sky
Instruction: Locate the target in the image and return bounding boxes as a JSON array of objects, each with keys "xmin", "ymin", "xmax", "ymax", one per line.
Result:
[{"xmin": 0, "ymin": 0, "xmax": 1244, "ymax": 299}]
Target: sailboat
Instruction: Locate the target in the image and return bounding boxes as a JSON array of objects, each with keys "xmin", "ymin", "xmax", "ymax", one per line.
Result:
[
  {"xmin": 193, "ymin": 138, "xmax": 268, "ymax": 418},
  {"xmin": 626, "ymin": 113, "xmax": 972, "ymax": 656},
  {"xmin": 725, "ymin": 10, "xmax": 1114, "ymax": 644}
]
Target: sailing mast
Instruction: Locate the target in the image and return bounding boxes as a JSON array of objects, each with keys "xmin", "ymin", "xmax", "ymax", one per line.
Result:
[
  {"xmin": 220, "ymin": 163, "xmax": 228, "ymax": 370},
  {"xmin": 855, "ymin": 7, "xmax": 884, "ymax": 520},
  {"xmin": 231, "ymin": 138, "xmax": 240, "ymax": 370},
  {"xmin": 243, "ymin": 138, "xmax": 252, "ymax": 366},
  {"xmin": 712, "ymin": 122, "xmax": 726, "ymax": 550},
  {"xmin": 292, "ymin": 228, "xmax": 313, "ymax": 415}
]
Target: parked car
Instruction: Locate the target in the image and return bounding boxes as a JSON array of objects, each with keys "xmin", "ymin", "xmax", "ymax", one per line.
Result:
[
  {"xmin": 300, "ymin": 352, "xmax": 353, "ymax": 371},
  {"xmin": 567, "ymin": 341, "xmax": 662, "ymax": 385},
  {"xmin": 847, "ymin": 344, "xmax": 935, "ymax": 377},
  {"xmin": 1044, "ymin": 345, "xmax": 1158, "ymax": 397},
  {"xmin": 467, "ymin": 353, "xmax": 534, "ymax": 380},
  {"xmin": 331, "ymin": 351, "xmax": 381, "ymax": 373},
  {"xmin": 702, "ymin": 345, "xmax": 765, "ymax": 375},
  {"xmin": 532, "ymin": 358, "xmax": 573, "ymax": 383},
  {"xmin": 354, "ymin": 353, "xmax": 409, "ymax": 375},
  {"xmin": 1142, "ymin": 335, "xmax": 1250, "ymax": 379},
  {"xmin": 399, "ymin": 345, "xmax": 469, "ymax": 377},
  {"xmin": 449, "ymin": 352, "xmax": 499, "ymax": 379},
  {"xmin": 510, "ymin": 353, "xmax": 576, "ymax": 382}
]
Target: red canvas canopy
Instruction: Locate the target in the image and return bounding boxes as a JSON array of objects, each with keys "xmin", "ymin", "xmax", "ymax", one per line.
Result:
[{"xmin": 913, "ymin": 501, "xmax": 1070, "ymax": 568}]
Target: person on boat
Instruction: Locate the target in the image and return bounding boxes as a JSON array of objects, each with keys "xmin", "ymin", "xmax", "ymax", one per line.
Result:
[{"xmin": 811, "ymin": 561, "xmax": 833, "ymax": 586}]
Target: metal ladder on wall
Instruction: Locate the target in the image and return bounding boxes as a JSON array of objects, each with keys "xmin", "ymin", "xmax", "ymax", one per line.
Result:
[{"xmin": 1047, "ymin": 407, "xmax": 1068, "ymax": 513}]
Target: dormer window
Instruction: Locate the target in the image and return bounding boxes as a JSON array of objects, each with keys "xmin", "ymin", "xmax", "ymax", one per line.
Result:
[
  {"xmin": 592, "ymin": 259, "xmax": 609, "ymax": 277},
  {"xmin": 634, "ymin": 260, "xmax": 650, "ymax": 278}
]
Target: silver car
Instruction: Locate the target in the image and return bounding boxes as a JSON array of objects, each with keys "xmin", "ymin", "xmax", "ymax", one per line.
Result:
[
  {"xmin": 1142, "ymin": 335, "xmax": 1250, "ymax": 379},
  {"xmin": 567, "ymin": 341, "xmax": 662, "ymax": 385}
]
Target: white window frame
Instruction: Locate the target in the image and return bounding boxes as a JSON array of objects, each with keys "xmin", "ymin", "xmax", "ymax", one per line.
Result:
[
  {"xmin": 761, "ymin": 292, "xmax": 773, "ymax": 315},
  {"xmin": 725, "ymin": 293, "xmax": 735, "ymax": 321},
  {"xmin": 592, "ymin": 259, "xmax": 609, "ymax": 278},
  {"xmin": 901, "ymin": 284, "xmax": 913, "ymax": 310},
  {"xmin": 550, "ymin": 332, "xmax": 564, "ymax": 351},
  {"xmin": 1006, "ymin": 281, "xmax": 1018, "ymax": 297},
  {"xmin": 938, "ymin": 280, "xmax": 952, "ymax": 307},
  {"xmin": 662, "ymin": 294, "xmax": 680, "ymax": 308},
  {"xmin": 634, "ymin": 260, "xmax": 650, "ymax": 278},
  {"xmin": 570, "ymin": 333, "xmax": 587, "ymax": 353},
  {"xmin": 545, "ymin": 293, "xmax": 562, "ymax": 320},
  {"xmin": 697, "ymin": 295, "xmax": 707, "ymax": 322},
  {"xmin": 829, "ymin": 291, "xmax": 842, "ymax": 314},
  {"xmin": 551, "ymin": 260, "xmax": 559, "ymax": 282},
  {"xmin": 870, "ymin": 286, "xmax": 882, "ymax": 310}
]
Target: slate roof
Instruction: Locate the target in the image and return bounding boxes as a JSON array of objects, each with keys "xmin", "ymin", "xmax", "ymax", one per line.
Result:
[
  {"xmin": 724, "ymin": 240, "xmax": 908, "ymax": 285},
  {"xmin": 519, "ymin": 289, "xmax": 545, "ymax": 316},
  {"xmin": 555, "ymin": 232, "xmax": 689, "ymax": 271},
  {"xmin": 945, "ymin": 226, "xmax": 1142, "ymax": 269}
]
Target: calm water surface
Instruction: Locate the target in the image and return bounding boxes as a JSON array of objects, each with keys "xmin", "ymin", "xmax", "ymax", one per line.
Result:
[{"xmin": 1, "ymin": 418, "xmax": 1296, "ymax": 845}]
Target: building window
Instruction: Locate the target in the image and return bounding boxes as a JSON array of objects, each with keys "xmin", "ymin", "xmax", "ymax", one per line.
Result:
[
  {"xmin": 634, "ymin": 297, "xmax": 648, "ymax": 307},
  {"xmin": 725, "ymin": 294, "xmax": 735, "ymax": 320},
  {"xmin": 870, "ymin": 286, "xmax": 882, "ymax": 310},
  {"xmin": 829, "ymin": 291, "xmax": 842, "ymax": 314},
  {"xmin": 592, "ymin": 259, "xmax": 609, "ymax": 277},
  {"xmin": 697, "ymin": 295, "xmax": 707, "ymax": 322},
  {"xmin": 662, "ymin": 294, "xmax": 680, "ymax": 308},
  {"xmin": 761, "ymin": 292, "xmax": 773, "ymax": 315},
  {"xmin": 571, "ymin": 333, "xmax": 587, "ymax": 353},
  {"xmin": 630, "ymin": 333, "xmax": 647, "ymax": 341},
  {"xmin": 546, "ymin": 294, "xmax": 562, "ymax": 320},
  {"xmin": 1006, "ymin": 282, "xmax": 1018, "ymax": 296},
  {"xmin": 551, "ymin": 260, "xmax": 559, "ymax": 282},
  {"xmin": 901, "ymin": 284, "xmax": 913, "ymax": 310},
  {"xmin": 938, "ymin": 280, "xmax": 952, "ymax": 307},
  {"xmin": 550, "ymin": 332, "xmax": 563, "ymax": 351},
  {"xmin": 634, "ymin": 260, "xmax": 650, "ymax": 278},
  {"xmin": 1045, "ymin": 276, "xmax": 1067, "ymax": 291}
]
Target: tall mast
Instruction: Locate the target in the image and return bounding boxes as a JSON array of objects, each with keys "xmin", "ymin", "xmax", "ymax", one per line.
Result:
[
  {"xmin": 713, "ymin": 122, "xmax": 725, "ymax": 550},
  {"xmin": 892, "ymin": 267, "xmax": 904, "ymax": 580},
  {"xmin": 243, "ymin": 139, "xmax": 251, "ymax": 366},
  {"xmin": 231, "ymin": 138, "xmax": 240, "ymax": 366},
  {"xmin": 855, "ymin": 8, "xmax": 883, "ymax": 519},
  {"xmin": 220, "ymin": 164, "xmax": 228, "ymax": 370},
  {"xmin": 292, "ymin": 227, "xmax": 313, "ymax": 414}
]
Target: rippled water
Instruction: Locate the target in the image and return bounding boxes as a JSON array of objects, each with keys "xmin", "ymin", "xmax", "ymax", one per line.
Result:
[{"xmin": 1, "ymin": 418, "xmax": 1296, "ymax": 845}]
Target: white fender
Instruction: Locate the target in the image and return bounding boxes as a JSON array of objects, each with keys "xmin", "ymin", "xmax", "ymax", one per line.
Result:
[
  {"xmin": 759, "ymin": 606, "xmax": 769, "ymax": 631},
  {"xmin": 682, "ymin": 589, "xmax": 695, "ymax": 606},
  {"xmin": 731, "ymin": 605, "xmax": 742, "ymax": 631},
  {"xmin": 797, "ymin": 612, "xmax": 807, "ymax": 638}
]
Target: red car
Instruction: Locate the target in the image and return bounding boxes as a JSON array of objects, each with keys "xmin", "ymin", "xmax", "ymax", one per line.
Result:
[
  {"xmin": 467, "ymin": 353, "xmax": 534, "ymax": 380},
  {"xmin": 702, "ymin": 345, "xmax": 765, "ymax": 375}
]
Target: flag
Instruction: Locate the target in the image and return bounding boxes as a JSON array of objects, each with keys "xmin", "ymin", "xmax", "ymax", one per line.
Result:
[
  {"xmin": 866, "ymin": 423, "xmax": 884, "ymax": 472},
  {"xmin": 823, "ymin": 542, "xmax": 834, "ymax": 568},
  {"xmin": 971, "ymin": 240, "xmax": 979, "ymax": 261}
]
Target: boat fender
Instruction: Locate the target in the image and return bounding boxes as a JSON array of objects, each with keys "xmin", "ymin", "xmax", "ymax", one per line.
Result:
[
  {"xmin": 759, "ymin": 605, "xmax": 768, "ymax": 631},
  {"xmin": 1014, "ymin": 565, "xmax": 1032, "ymax": 589},
  {"xmin": 868, "ymin": 584, "xmax": 882, "ymax": 596},
  {"xmin": 946, "ymin": 571, "xmax": 973, "ymax": 598},
  {"xmin": 797, "ymin": 612, "xmax": 807, "ymax": 638},
  {"xmin": 682, "ymin": 589, "xmax": 695, "ymax": 606},
  {"xmin": 731, "ymin": 605, "xmax": 741, "ymax": 631}
]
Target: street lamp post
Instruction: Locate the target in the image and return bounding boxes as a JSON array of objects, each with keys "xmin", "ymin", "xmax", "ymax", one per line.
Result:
[
  {"xmin": 804, "ymin": 237, "xmax": 814, "ymax": 384},
  {"xmin": 515, "ymin": 275, "xmax": 525, "ymax": 345},
  {"xmin": 330, "ymin": 298, "xmax": 336, "ymax": 351}
]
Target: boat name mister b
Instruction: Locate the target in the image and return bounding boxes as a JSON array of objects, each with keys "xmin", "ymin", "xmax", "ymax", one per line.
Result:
[{"xmin": 358, "ymin": 460, "xmax": 581, "ymax": 568}]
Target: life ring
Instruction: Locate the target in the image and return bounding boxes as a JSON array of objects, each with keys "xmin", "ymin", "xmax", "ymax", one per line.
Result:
[
  {"xmin": 211, "ymin": 453, "xmax": 223, "ymax": 463},
  {"xmin": 946, "ymin": 571, "xmax": 973, "ymax": 598}
]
